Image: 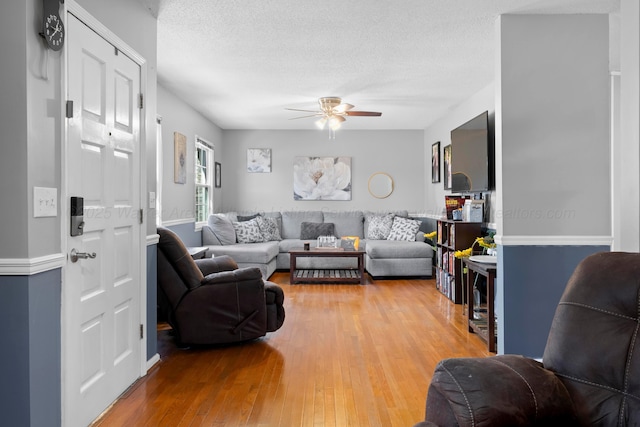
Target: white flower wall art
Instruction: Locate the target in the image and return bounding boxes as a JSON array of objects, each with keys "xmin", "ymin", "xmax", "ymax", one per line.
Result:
[
  {"xmin": 247, "ymin": 148, "xmax": 272, "ymax": 173},
  {"xmin": 293, "ymin": 156, "xmax": 352, "ymax": 200}
]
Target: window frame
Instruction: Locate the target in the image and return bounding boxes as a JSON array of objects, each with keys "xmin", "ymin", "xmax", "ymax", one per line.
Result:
[{"xmin": 195, "ymin": 137, "xmax": 214, "ymax": 229}]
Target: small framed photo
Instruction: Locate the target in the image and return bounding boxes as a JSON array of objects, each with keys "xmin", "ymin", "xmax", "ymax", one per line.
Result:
[
  {"xmin": 215, "ymin": 162, "xmax": 221, "ymax": 188},
  {"xmin": 247, "ymin": 148, "xmax": 272, "ymax": 173},
  {"xmin": 174, "ymin": 132, "xmax": 187, "ymax": 184},
  {"xmin": 443, "ymin": 144, "xmax": 452, "ymax": 190},
  {"xmin": 431, "ymin": 141, "xmax": 440, "ymax": 183}
]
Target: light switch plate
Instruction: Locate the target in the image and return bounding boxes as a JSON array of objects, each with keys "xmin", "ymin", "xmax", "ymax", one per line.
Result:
[
  {"xmin": 34, "ymin": 187, "xmax": 58, "ymax": 217},
  {"xmin": 149, "ymin": 191, "xmax": 156, "ymax": 209}
]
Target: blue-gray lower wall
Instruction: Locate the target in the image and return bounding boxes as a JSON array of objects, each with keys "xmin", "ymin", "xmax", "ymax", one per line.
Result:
[
  {"xmin": 0, "ymin": 269, "xmax": 61, "ymax": 427},
  {"xmin": 147, "ymin": 244, "xmax": 157, "ymax": 360},
  {"xmin": 166, "ymin": 222, "xmax": 202, "ymax": 247},
  {"xmin": 497, "ymin": 245, "xmax": 609, "ymax": 358}
]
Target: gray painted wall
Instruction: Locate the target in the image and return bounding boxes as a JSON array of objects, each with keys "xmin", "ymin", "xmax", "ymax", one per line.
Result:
[
  {"xmin": 157, "ymin": 84, "xmax": 223, "ymax": 226},
  {"xmin": 221, "ymin": 129, "xmax": 425, "ymax": 213},
  {"xmin": 423, "ymin": 84, "xmax": 496, "ymax": 222},
  {"xmin": 495, "ymin": 14, "xmax": 611, "ymax": 357},
  {"xmin": 497, "ymin": 14, "xmax": 610, "ymax": 238}
]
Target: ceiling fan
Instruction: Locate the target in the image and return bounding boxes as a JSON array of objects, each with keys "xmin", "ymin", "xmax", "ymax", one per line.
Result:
[{"xmin": 286, "ymin": 97, "xmax": 382, "ymax": 136}]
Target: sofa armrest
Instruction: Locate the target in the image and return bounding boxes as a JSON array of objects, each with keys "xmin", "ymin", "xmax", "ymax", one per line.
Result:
[
  {"xmin": 195, "ymin": 255, "xmax": 238, "ymax": 276},
  {"xmin": 423, "ymin": 355, "xmax": 578, "ymax": 427}
]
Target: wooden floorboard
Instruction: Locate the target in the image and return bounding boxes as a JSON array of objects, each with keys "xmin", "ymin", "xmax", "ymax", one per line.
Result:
[{"xmin": 92, "ymin": 272, "xmax": 490, "ymax": 427}]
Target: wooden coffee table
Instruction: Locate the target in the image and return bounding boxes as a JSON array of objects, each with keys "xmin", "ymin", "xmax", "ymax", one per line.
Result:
[{"xmin": 289, "ymin": 248, "xmax": 365, "ymax": 285}]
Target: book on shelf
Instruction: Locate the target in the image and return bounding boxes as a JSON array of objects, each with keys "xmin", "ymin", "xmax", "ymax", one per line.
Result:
[
  {"xmin": 448, "ymin": 252, "xmax": 455, "ymax": 275},
  {"xmin": 451, "ymin": 224, "xmax": 456, "ymax": 247}
]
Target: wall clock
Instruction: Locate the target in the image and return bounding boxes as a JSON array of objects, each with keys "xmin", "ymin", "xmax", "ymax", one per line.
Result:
[{"xmin": 42, "ymin": 0, "xmax": 64, "ymax": 51}]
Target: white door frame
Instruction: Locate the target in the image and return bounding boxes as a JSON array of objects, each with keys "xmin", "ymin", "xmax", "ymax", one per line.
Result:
[{"xmin": 61, "ymin": 0, "xmax": 149, "ymax": 423}]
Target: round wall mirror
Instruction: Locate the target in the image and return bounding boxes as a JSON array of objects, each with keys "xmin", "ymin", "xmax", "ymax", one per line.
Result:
[{"xmin": 368, "ymin": 172, "xmax": 394, "ymax": 199}]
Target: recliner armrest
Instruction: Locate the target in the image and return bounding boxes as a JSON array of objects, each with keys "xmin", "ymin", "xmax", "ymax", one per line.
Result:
[
  {"xmin": 200, "ymin": 266, "xmax": 263, "ymax": 286},
  {"xmin": 195, "ymin": 255, "xmax": 239, "ymax": 276},
  {"xmin": 423, "ymin": 355, "xmax": 578, "ymax": 427}
]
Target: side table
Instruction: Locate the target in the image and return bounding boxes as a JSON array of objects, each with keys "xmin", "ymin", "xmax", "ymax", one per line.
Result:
[
  {"xmin": 463, "ymin": 258, "xmax": 497, "ymax": 352},
  {"xmin": 187, "ymin": 246, "xmax": 208, "ymax": 259}
]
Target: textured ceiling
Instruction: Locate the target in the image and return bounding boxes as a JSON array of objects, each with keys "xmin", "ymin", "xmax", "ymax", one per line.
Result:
[{"xmin": 150, "ymin": 0, "xmax": 619, "ymax": 130}]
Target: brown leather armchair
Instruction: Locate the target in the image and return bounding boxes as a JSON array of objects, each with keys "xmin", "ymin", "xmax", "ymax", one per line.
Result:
[
  {"xmin": 157, "ymin": 226, "xmax": 285, "ymax": 345},
  {"xmin": 415, "ymin": 251, "xmax": 640, "ymax": 426}
]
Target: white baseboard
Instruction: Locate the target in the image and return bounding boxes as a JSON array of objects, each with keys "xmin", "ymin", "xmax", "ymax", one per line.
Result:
[{"xmin": 146, "ymin": 353, "xmax": 161, "ymax": 372}]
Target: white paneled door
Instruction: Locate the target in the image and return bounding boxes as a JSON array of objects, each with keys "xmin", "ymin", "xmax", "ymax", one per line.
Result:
[{"xmin": 64, "ymin": 14, "xmax": 142, "ymax": 427}]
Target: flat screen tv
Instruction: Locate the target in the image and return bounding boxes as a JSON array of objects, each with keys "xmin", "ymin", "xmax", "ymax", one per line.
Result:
[{"xmin": 450, "ymin": 111, "xmax": 490, "ymax": 193}]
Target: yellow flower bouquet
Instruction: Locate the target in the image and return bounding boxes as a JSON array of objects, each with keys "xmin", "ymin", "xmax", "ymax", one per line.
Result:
[
  {"xmin": 454, "ymin": 235, "xmax": 496, "ymax": 259},
  {"xmin": 424, "ymin": 231, "xmax": 437, "ymax": 248}
]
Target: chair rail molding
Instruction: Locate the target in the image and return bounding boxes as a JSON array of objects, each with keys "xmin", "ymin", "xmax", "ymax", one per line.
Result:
[
  {"xmin": 495, "ymin": 235, "xmax": 613, "ymax": 247},
  {"xmin": 0, "ymin": 253, "xmax": 66, "ymax": 275}
]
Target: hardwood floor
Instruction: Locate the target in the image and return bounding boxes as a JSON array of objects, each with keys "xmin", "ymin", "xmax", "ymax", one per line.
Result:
[{"xmin": 92, "ymin": 272, "xmax": 490, "ymax": 427}]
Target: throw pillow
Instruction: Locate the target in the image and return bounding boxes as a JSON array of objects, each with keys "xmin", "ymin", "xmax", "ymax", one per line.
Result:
[
  {"xmin": 341, "ymin": 236, "xmax": 360, "ymax": 250},
  {"xmin": 256, "ymin": 215, "xmax": 282, "ymax": 241},
  {"xmin": 237, "ymin": 213, "xmax": 261, "ymax": 222},
  {"xmin": 232, "ymin": 218, "xmax": 264, "ymax": 243},
  {"xmin": 300, "ymin": 222, "xmax": 335, "ymax": 240},
  {"xmin": 206, "ymin": 214, "xmax": 237, "ymax": 245},
  {"xmin": 387, "ymin": 216, "xmax": 421, "ymax": 241},
  {"xmin": 366, "ymin": 213, "xmax": 395, "ymax": 240}
]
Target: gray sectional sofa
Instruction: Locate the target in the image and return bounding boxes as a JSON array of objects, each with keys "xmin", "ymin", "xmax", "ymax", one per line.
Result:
[{"xmin": 202, "ymin": 210, "xmax": 433, "ymax": 280}]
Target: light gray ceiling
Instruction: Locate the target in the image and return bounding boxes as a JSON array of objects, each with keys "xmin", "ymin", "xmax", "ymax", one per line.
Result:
[{"xmin": 150, "ymin": 0, "xmax": 619, "ymax": 131}]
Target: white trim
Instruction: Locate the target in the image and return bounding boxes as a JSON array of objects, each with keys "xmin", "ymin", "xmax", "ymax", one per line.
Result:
[
  {"xmin": 68, "ymin": 5, "xmax": 145, "ymax": 65},
  {"xmin": 495, "ymin": 235, "xmax": 613, "ymax": 246},
  {"xmin": 146, "ymin": 234, "xmax": 160, "ymax": 246},
  {"xmin": 0, "ymin": 253, "xmax": 66, "ymax": 276},
  {"xmin": 146, "ymin": 353, "xmax": 161, "ymax": 371},
  {"xmin": 161, "ymin": 217, "xmax": 196, "ymax": 227}
]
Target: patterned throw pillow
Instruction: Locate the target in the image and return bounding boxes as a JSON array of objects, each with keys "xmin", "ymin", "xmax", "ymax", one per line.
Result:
[
  {"xmin": 232, "ymin": 218, "xmax": 264, "ymax": 243},
  {"xmin": 366, "ymin": 214, "xmax": 394, "ymax": 240},
  {"xmin": 256, "ymin": 216, "xmax": 282, "ymax": 241},
  {"xmin": 387, "ymin": 216, "xmax": 421, "ymax": 241}
]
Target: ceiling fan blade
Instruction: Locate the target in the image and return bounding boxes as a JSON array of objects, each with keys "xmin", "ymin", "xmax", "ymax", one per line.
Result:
[
  {"xmin": 345, "ymin": 111, "xmax": 382, "ymax": 117},
  {"xmin": 288, "ymin": 113, "xmax": 324, "ymax": 120},
  {"xmin": 285, "ymin": 108, "xmax": 321, "ymax": 113}
]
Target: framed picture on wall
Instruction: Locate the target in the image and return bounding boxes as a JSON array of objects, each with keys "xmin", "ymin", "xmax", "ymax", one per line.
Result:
[
  {"xmin": 443, "ymin": 144, "xmax": 452, "ymax": 190},
  {"xmin": 247, "ymin": 148, "xmax": 272, "ymax": 173},
  {"xmin": 215, "ymin": 162, "xmax": 221, "ymax": 188},
  {"xmin": 293, "ymin": 156, "xmax": 352, "ymax": 200},
  {"xmin": 174, "ymin": 132, "xmax": 187, "ymax": 184},
  {"xmin": 431, "ymin": 141, "xmax": 441, "ymax": 183}
]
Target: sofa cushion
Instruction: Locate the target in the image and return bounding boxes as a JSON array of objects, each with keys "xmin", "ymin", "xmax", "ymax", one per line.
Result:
[
  {"xmin": 233, "ymin": 218, "xmax": 264, "ymax": 243},
  {"xmin": 387, "ymin": 216, "xmax": 421, "ymax": 241},
  {"xmin": 366, "ymin": 213, "xmax": 395, "ymax": 239},
  {"xmin": 281, "ymin": 211, "xmax": 323, "ymax": 239},
  {"xmin": 256, "ymin": 216, "xmax": 282, "ymax": 241},
  {"xmin": 323, "ymin": 211, "xmax": 364, "ymax": 238},
  {"xmin": 206, "ymin": 241, "xmax": 279, "ymax": 264},
  {"xmin": 206, "ymin": 214, "xmax": 237, "ymax": 245},
  {"xmin": 366, "ymin": 240, "xmax": 433, "ymax": 259},
  {"xmin": 300, "ymin": 222, "xmax": 335, "ymax": 239}
]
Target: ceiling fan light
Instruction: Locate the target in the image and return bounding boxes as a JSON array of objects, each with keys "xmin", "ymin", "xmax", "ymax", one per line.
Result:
[
  {"xmin": 315, "ymin": 117, "xmax": 328, "ymax": 129},
  {"xmin": 328, "ymin": 115, "xmax": 345, "ymax": 130},
  {"xmin": 334, "ymin": 103, "xmax": 354, "ymax": 113}
]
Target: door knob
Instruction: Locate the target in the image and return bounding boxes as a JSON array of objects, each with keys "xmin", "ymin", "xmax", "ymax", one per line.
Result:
[{"xmin": 70, "ymin": 248, "xmax": 97, "ymax": 263}]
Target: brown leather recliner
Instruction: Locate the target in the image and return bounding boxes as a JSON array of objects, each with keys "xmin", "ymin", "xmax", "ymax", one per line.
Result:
[
  {"xmin": 415, "ymin": 251, "xmax": 640, "ymax": 426},
  {"xmin": 157, "ymin": 226, "xmax": 285, "ymax": 345}
]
